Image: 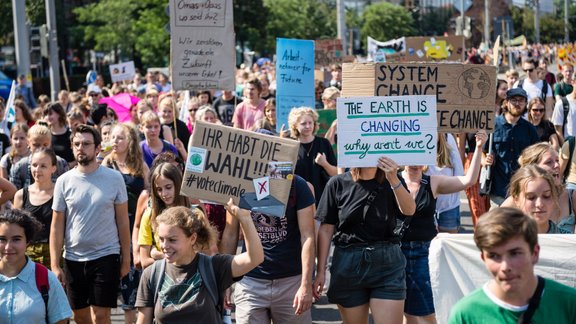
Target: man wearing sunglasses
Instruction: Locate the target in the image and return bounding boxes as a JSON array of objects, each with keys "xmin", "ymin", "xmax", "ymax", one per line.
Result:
[{"xmin": 515, "ymin": 58, "xmax": 554, "ymax": 118}]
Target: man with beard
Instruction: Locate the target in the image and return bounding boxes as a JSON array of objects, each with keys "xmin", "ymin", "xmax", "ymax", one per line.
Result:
[
  {"xmin": 50, "ymin": 125, "xmax": 130, "ymax": 324},
  {"xmin": 484, "ymin": 88, "xmax": 539, "ymax": 207}
]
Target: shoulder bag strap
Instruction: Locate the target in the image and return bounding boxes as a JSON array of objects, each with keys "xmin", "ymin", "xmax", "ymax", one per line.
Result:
[
  {"xmin": 152, "ymin": 259, "xmax": 166, "ymax": 307},
  {"xmin": 517, "ymin": 276, "xmax": 545, "ymax": 324},
  {"xmin": 198, "ymin": 253, "xmax": 222, "ymax": 314}
]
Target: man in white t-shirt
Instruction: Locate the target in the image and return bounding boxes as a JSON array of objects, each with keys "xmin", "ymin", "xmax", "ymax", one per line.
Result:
[
  {"xmin": 515, "ymin": 58, "xmax": 554, "ymax": 118},
  {"xmin": 551, "ymin": 76, "xmax": 576, "ymax": 142}
]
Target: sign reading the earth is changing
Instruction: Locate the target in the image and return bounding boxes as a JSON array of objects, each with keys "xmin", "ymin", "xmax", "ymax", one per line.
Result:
[
  {"xmin": 181, "ymin": 121, "xmax": 300, "ymax": 217},
  {"xmin": 341, "ymin": 63, "xmax": 497, "ymax": 132},
  {"xmin": 337, "ymin": 95, "xmax": 438, "ymax": 167}
]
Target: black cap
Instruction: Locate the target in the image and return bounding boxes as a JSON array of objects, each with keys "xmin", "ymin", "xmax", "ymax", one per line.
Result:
[{"xmin": 506, "ymin": 88, "xmax": 528, "ymax": 100}]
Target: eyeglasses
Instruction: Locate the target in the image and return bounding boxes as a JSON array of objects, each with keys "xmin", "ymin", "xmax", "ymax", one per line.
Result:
[
  {"xmin": 509, "ymin": 98, "xmax": 527, "ymax": 105},
  {"xmin": 72, "ymin": 141, "xmax": 94, "ymax": 148},
  {"xmin": 523, "ymin": 68, "xmax": 534, "ymax": 73},
  {"xmin": 531, "ymin": 108, "xmax": 545, "ymax": 113}
]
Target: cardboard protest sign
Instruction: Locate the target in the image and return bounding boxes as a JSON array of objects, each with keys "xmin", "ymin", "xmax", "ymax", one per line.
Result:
[
  {"xmin": 341, "ymin": 63, "xmax": 497, "ymax": 132},
  {"xmin": 315, "ymin": 39, "xmax": 343, "ymax": 67},
  {"xmin": 109, "ymin": 61, "xmax": 135, "ymax": 83},
  {"xmin": 181, "ymin": 121, "xmax": 300, "ymax": 217},
  {"xmin": 337, "ymin": 95, "xmax": 437, "ymax": 167},
  {"xmin": 404, "ymin": 36, "xmax": 465, "ymax": 62},
  {"xmin": 276, "ymin": 38, "xmax": 315, "ymax": 133},
  {"xmin": 169, "ymin": 0, "xmax": 235, "ymax": 91}
]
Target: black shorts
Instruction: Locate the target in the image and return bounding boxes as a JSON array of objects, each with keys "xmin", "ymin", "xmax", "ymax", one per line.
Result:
[
  {"xmin": 64, "ymin": 254, "xmax": 120, "ymax": 309},
  {"xmin": 327, "ymin": 242, "xmax": 406, "ymax": 308}
]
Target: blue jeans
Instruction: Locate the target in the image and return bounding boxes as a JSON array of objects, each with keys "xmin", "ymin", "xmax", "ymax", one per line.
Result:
[{"xmin": 401, "ymin": 241, "xmax": 434, "ymax": 316}]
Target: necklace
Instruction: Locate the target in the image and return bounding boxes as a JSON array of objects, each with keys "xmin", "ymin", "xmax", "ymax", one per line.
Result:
[{"xmin": 304, "ymin": 140, "xmax": 314, "ymax": 157}]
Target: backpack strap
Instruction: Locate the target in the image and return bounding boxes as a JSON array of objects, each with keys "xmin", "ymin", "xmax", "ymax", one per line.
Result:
[
  {"xmin": 34, "ymin": 262, "xmax": 50, "ymax": 324},
  {"xmin": 151, "ymin": 259, "xmax": 166, "ymax": 307},
  {"xmin": 540, "ymin": 80, "xmax": 548, "ymax": 101},
  {"xmin": 517, "ymin": 276, "xmax": 545, "ymax": 324},
  {"xmin": 198, "ymin": 253, "xmax": 222, "ymax": 315},
  {"xmin": 562, "ymin": 97, "xmax": 570, "ymax": 136},
  {"xmin": 564, "ymin": 136, "xmax": 576, "ymax": 181}
]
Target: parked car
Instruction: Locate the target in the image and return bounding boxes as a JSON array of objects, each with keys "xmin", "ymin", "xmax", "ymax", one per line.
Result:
[{"xmin": 0, "ymin": 71, "xmax": 13, "ymax": 100}]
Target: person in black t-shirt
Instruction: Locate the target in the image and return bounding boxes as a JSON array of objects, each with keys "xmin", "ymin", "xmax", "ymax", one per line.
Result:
[{"xmin": 314, "ymin": 158, "xmax": 415, "ymax": 324}]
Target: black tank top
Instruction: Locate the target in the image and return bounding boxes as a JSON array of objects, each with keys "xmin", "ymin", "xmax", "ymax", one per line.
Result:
[
  {"xmin": 22, "ymin": 187, "xmax": 53, "ymax": 243},
  {"xmin": 399, "ymin": 174, "xmax": 438, "ymax": 242}
]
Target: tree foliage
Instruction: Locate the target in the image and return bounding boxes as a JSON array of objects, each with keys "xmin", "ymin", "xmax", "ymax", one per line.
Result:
[
  {"xmin": 73, "ymin": 0, "xmax": 169, "ymax": 67},
  {"xmin": 234, "ymin": 1, "xmax": 269, "ymax": 54},
  {"xmin": 262, "ymin": 0, "xmax": 337, "ymax": 53},
  {"xmin": 361, "ymin": 2, "xmax": 416, "ymax": 46},
  {"xmin": 0, "ymin": 0, "xmax": 47, "ymax": 46}
]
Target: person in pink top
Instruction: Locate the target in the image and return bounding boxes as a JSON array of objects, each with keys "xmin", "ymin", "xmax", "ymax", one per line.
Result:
[{"xmin": 232, "ymin": 77, "xmax": 266, "ymax": 130}]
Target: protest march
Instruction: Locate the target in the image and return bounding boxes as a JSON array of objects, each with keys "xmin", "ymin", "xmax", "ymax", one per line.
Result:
[{"xmin": 1, "ymin": 1, "xmax": 576, "ymax": 324}]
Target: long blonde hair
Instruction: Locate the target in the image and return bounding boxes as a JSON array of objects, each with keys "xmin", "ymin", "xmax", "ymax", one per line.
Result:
[{"xmin": 107, "ymin": 123, "xmax": 146, "ymax": 178}]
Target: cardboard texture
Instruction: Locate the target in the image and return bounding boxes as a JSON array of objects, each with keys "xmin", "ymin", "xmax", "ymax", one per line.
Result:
[
  {"xmin": 181, "ymin": 121, "xmax": 300, "ymax": 217},
  {"xmin": 169, "ymin": 0, "xmax": 235, "ymax": 91},
  {"xmin": 342, "ymin": 62, "xmax": 497, "ymax": 132},
  {"xmin": 337, "ymin": 95, "xmax": 438, "ymax": 167}
]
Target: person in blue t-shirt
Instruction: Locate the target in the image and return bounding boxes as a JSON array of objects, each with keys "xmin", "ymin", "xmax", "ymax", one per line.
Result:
[{"xmin": 0, "ymin": 209, "xmax": 72, "ymax": 324}]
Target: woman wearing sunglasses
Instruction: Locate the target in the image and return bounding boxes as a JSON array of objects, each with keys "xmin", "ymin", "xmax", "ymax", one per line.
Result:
[{"xmin": 527, "ymin": 97, "xmax": 559, "ymax": 151}]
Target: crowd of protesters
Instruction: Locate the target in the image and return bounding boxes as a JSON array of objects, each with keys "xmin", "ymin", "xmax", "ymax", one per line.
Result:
[{"xmin": 0, "ymin": 53, "xmax": 575, "ymax": 324}]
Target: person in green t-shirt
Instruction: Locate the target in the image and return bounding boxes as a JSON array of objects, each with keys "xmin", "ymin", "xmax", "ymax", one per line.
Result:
[
  {"xmin": 554, "ymin": 63, "xmax": 574, "ymax": 101},
  {"xmin": 449, "ymin": 207, "xmax": 576, "ymax": 324}
]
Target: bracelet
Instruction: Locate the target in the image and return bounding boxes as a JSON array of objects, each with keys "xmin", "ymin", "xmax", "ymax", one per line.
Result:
[{"xmin": 391, "ymin": 182, "xmax": 402, "ymax": 190}]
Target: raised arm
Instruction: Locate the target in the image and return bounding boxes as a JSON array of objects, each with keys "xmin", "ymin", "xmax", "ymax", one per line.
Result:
[
  {"xmin": 224, "ymin": 199, "xmax": 263, "ymax": 277},
  {"xmin": 434, "ymin": 131, "xmax": 488, "ymax": 196},
  {"xmin": 379, "ymin": 156, "xmax": 416, "ymax": 216}
]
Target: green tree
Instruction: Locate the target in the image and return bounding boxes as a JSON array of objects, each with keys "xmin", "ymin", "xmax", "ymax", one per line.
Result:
[
  {"xmin": 361, "ymin": 2, "xmax": 416, "ymax": 47},
  {"xmin": 263, "ymin": 0, "xmax": 336, "ymax": 53},
  {"xmin": 73, "ymin": 0, "xmax": 169, "ymax": 67},
  {"xmin": 234, "ymin": 1, "xmax": 269, "ymax": 54},
  {"xmin": 0, "ymin": 0, "xmax": 47, "ymax": 46}
]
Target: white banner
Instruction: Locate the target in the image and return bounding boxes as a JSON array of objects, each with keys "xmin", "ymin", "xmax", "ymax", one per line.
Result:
[
  {"xmin": 336, "ymin": 95, "xmax": 437, "ymax": 167},
  {"xmin": 367, "ymin": 36, "xmax": 406, "ymax": 62},
  {"xmin": 109, "ymin": 61, "xmax": 135, "ymax": 83},
  {"xmin": 169, "ymin": 0, "xmax": 235, "ymax": 91},
  {"xmin": 430, "ymin": 234, "xmax": 576, "ymax": 323}
]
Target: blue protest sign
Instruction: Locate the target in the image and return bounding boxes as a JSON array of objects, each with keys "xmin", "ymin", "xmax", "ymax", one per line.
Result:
[{"xmin": 275, "ymin": 38, "xmax": 315, "ymax": 133}]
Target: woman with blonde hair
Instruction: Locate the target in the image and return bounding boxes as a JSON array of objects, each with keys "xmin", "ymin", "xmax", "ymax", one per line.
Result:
[
  {"xmin": 507, "ymin": 164, "xmax": 569, "ymax": 233},
  {"xmin": 135, "ymin": 202, "xmax": 263, "ymax": 323},
  {"xmin": 289, "ymin": 107, "xmax": 337, "ymax": 205},
  {"xmin": 424, "ymin": 133, "xmax": 464, "ymax": 233},
  {"xmin": 102, "ymin": 123, "xmax": 148, "ymax": 323},
  {"xmin": 502, "ymin": 142, "xmax": 575, "ymax": 233}
]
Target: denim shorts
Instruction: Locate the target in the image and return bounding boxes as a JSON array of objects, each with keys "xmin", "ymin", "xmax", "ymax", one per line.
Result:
[
  {"xmin": 327, "ymin": 241, "xmax": 406, "ymax": 308},
  {"xmin": 436, "ymin": 206, "xmax": 461, "ymax": 231},
  {"xmin": 401, "ymin": 240, "xmax": 434, "ymax": 316}
]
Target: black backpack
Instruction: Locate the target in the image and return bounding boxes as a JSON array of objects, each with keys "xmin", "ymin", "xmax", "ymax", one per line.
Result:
[{"xmin": 518, "ymin": 79, "xmax": 548, "ymax": 101}]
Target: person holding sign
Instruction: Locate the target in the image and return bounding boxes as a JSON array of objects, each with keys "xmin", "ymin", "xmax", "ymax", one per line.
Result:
[
  {"xmin": 448, "ymin": 208, "xmax": 576, "ymax": 324},
  {"xmin": 289, "ymin": 107, "xmax": 337, "ymax": 206},
  {"xmin": 135, "ymin": 202, "xmax": 264, "ymax": 324},
  {"xmin": 399, "ymin": 131, "xmax": 487, "ymax": 324},
  {"xmin": 484, "ymin": 88, "xmax": 539, "ymax": 207},
  {"xmin": 314, "ymin": 157, "xmax": 415, "ymax": 324}
]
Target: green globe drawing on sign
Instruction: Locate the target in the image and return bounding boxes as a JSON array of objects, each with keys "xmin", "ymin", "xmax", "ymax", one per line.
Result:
[{"xmin": 191, "ymin": 153, "xmax": 203, "ymax": 166}]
